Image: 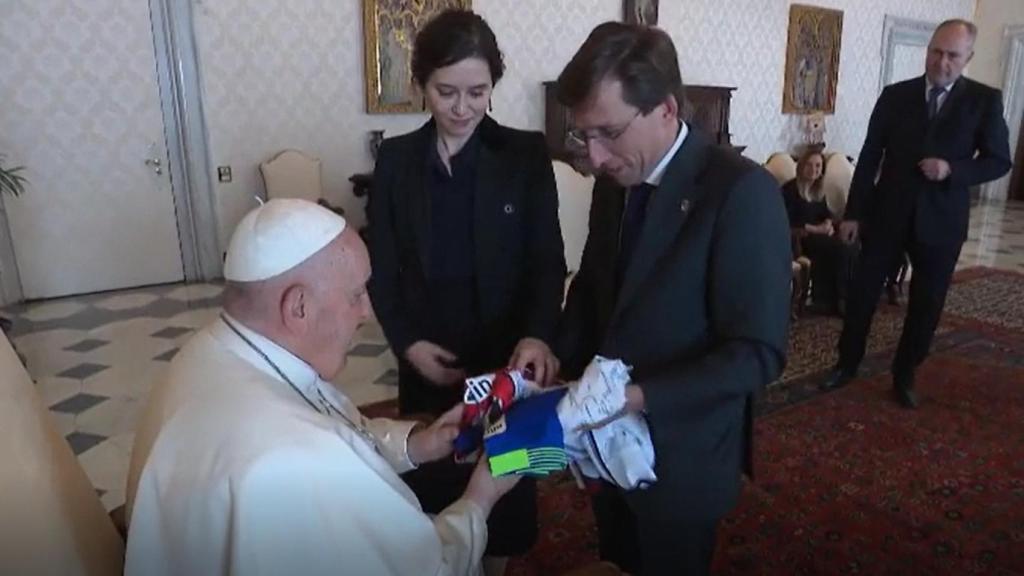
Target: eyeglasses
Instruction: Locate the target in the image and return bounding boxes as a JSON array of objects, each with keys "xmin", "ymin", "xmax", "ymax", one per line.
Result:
[{"xmin": 566, "ymin": 109, "xmax": 642, "ymax": 148}]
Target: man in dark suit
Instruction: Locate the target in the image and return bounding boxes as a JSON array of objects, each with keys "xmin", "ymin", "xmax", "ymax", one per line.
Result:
[
  {"xmin": 555, "ymin": 22, "xmax": 791, "ymax": 575},
  {"xmin": 822, "ymin": 19, "xmax": 1012, "ymax": 408}
]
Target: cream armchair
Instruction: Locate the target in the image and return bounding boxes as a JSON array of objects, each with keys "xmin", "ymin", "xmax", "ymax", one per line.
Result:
[
  {"xmin": 259, "ymin": 149, "xmax": 344, "ymax": 214},
  {"xmin": 822, "ymin": 153, "xmax": 854, "ymax": 218},
  {"xmin": 763, "ymin": 152, "xmax": 797, "ymax": 186},
  {"xmin": 0, "ymin": 333, "xmax": 124, "ymax": 574}
]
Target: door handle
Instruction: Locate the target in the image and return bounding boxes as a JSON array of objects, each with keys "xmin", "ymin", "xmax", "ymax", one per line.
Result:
[{"xmin": 144, "ymin": 157, "xmax": 163, "ymax": 175}]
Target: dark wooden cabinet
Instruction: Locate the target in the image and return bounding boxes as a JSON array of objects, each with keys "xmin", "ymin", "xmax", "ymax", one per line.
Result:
[
  {"xmin": 543, "ymin": 81, "xmax": 739, "ymax": 162},
  {"xmin": 680, "ymin": 85, "xmax": 736, "ymax": 146}
]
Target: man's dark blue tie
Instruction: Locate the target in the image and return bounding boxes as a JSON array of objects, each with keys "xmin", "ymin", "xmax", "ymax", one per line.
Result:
[
  {"xmin": 616, "ymin": 183, "xmax": 655, "ymax": 286},
  {"xmin": 927, "ymin": 86, "xmax": 945, "ymax": 120}
]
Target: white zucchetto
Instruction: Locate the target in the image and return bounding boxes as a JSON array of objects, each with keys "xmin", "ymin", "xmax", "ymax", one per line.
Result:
[{"xmin": 223, "ymin": 199, "xmax": 347, "ymax": 282}]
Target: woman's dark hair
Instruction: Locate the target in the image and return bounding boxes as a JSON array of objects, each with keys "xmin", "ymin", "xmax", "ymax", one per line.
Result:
[
  {"xmin": 557, "ymin": 21, "xmax": 685, "ymax": 114},
  {"xmin": 411, "ymin": 9, "xmax": 505, "ymax": 87}
]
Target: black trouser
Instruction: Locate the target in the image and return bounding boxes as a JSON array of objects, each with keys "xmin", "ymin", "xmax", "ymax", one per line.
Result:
[
  {"xmin": 801, "ymin": 234, "xmax": 856, "ymax": 307},
  {"xmin": 592, "ymin": 482, "xmax": 718, "ymax": 575},
  {"xmin": 838, "ymin": 234, "xmax": 961, "ymax": 381}
]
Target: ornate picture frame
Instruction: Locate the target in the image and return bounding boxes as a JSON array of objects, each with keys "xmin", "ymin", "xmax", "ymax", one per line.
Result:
[
  {"xmin": 623, "ymin": 0, "xmax": 659, "ymax": 26},
  {"xmin": 782, "ymin": 4, "xmax": 843, "ymax": 114},
  {"xmin": 363, "ymin": 0, "xmax": 471, "ymax": 114}
]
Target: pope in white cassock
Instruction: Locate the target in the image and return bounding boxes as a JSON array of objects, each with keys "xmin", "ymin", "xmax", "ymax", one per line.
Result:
[{"xmin": 124, "ymin": 199, "xmax": 519, "ymax": 576}]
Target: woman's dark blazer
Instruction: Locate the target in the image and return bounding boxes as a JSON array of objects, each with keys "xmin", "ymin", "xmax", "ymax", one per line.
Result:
[{"xmin": 367, "ymin": 116, "xmax": 567, "ymax": 368}]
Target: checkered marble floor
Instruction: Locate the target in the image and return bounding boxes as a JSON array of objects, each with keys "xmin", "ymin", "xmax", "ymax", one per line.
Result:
[
  {"xmin": 2, "ymin": 201, "xmax": 1022, "ymax": 513},
  {"xmin": 959, "ymin": 201, "xmax": 1024, "ymax": 271}
]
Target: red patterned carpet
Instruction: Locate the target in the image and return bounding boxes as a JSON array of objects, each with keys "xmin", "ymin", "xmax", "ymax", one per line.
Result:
[{"xmin": 370, "ymin": 267, "xmax": 1024, "ymax": 575}]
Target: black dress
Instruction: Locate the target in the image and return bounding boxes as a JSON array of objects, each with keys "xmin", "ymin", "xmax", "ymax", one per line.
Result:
[
  {"xmin": 367, "ymin": 117, "xmax": 567, "ymax": 556},
  {"xmin": 782, "ymin": 179, "xmax": 854, "ymax": 309}
]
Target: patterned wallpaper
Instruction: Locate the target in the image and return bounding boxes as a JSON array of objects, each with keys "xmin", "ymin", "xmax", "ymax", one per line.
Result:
[{"xmin": 193, "ymin": 0, "xmax": 974, "ymax": 247}]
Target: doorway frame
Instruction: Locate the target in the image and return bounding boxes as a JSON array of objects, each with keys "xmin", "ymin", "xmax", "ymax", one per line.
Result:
[
  {"xmin": 981, "ymin": 25, "xmax": 1024, "ymax": 202},
  {"xmin": 150, "ymin": 0, "xmax": 220, "ymax": 283},
  {"xmin": 878, "ymin": 15, "xmax": 937, "ymax": 94}
]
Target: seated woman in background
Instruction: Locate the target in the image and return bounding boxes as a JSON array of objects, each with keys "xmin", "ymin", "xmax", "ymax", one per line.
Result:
[{"xmin": 783, "ymin": 150, "xmax": 855, "ymax": 316}]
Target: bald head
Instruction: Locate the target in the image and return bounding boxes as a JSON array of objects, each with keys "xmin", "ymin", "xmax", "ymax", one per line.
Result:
[
  {"xmin": 927, "ymin": 19, "xmax": 976, "ymax": 88},
  {"xmin": 223, "ymin": 202, "xmax": 372, "ymax": 379}
]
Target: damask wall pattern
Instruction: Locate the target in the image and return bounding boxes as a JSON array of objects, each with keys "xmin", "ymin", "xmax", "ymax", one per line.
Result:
[{"xmin": 193, "ymin": 0, "xmax": 972, "ymax": 248}]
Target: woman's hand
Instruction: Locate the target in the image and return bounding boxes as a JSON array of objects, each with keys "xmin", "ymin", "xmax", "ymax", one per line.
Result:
[
  {"xmin": 509, "ymin": 337, "xmax": 560, "ymax": 386},
  {"xmin": 804, "ymin": 221, "xmax": 833, "ymax": 236},
  {"xmin": 405, "ymin": 340, "xmax": 467, "ymax": 386}
]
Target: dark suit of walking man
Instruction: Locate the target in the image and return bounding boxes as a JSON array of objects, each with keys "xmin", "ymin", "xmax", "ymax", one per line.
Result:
[
  {"xmin": 555, "ymin": 23, "xmax": 791, "ymax": 575},
  {"xmin": 823, "ymin": 19, "xmax": 1012, "ymax": 407}
]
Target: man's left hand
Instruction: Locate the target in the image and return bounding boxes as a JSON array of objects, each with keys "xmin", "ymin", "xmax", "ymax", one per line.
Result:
[
  {"xmin": 919, "ymin": 158, "xmax": 951, "ymax": 181},
  {"xmin": 407, "ymin": 403, "xmax": 463, "ymax": 465},
  {"xmin": 509, "ymin": 337, "xmax": 560, "ymax": 387},
  {"xmin": 624, "ymin": 384, "xmax": 645, "ymax": 414}
]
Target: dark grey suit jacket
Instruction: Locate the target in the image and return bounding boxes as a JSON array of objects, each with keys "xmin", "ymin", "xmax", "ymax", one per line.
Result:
[
  {"xmin": 558, "ymin": 129, "xmax": 792, "ymax": 523},
  {"xmin": 846, "ymin": 75, "xmax": 1011, "ymax": 246}
]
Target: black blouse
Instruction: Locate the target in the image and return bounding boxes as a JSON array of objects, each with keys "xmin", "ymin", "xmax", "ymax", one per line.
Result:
[
  {"xmin": 423, "ymin": 127, "xmax": 484, "ymax": 357},
  {"xmin": 781, "ymin": 179, "xmax": 832, "ymax": 228}
]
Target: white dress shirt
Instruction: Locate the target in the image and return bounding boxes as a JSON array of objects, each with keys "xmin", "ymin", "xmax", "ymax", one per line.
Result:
[{"xmin": 645, "ymin": 121, "xmax": 689, "ymax": 186}]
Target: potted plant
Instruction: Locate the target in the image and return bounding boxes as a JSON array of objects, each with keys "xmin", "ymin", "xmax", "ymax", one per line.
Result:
[
  {"xmin": 0, "ymin": 154, "xmax": 26, "ymax": 336},
  {"xmin": 0, "ymin": 154, "xmax": 27, "ymax": 197}
]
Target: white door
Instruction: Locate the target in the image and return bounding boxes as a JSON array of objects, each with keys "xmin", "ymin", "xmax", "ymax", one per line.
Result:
[{"xmin": 0, "ymin": 1, "xmax": 184, "ymax": 299}]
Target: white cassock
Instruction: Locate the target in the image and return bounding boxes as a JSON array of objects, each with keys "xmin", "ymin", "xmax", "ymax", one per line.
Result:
[{"xmin": 125, "ymin": 314, "xmax": 487, "ymax": 576}]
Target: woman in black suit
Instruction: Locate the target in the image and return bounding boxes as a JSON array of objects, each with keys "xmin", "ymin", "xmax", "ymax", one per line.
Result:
[
  {"xmin": 366, "ymin": 9, "xmax": 566, "ymax": 573},
  {"xmin": 782, "ymin": 151, "xmax": 854, "ymax": 315}
]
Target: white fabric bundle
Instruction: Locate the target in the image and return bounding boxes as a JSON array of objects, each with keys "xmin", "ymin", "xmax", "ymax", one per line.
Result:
[{"xmin": 556, "ymin": 356, "xmax": 657, "ymax": 490}]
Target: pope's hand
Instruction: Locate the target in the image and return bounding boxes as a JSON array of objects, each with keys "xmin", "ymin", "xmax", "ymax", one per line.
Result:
[
  {"xmin": 405, "ymin": 340, "xmax": 466, "ymax": 386},
  {"xmin": 463, "ymin": 454, "xmax": 521, "ymax": 516},
  {"xmin": 509, "ymin": 337, "xmax": 560, "ymax": 387},
  {"xmin": 407, "ymin": 403, "xmax": 463, "ymax": 465}
]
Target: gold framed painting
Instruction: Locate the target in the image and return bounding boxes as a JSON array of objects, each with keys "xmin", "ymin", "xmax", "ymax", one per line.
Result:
[
  {"xmin": 782, "ymin": 4, "xmax": 843, "ymax": 114},
  {"xmin": 363, "ymin": 0, "xmax": 471, "ymax": 114},
  {"xmin": 623, "ymin": 0, "xmax": 659, "ymax": 26}
]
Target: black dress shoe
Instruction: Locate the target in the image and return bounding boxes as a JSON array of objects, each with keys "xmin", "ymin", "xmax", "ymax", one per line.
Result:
[
  {"xmin": 893, "ymin": 371, "xmax": 918, "ymax": 409},
  {"xmin": 894, "ymin": 386, "xmax": 919, "ymax": 409},
  {"xmin": 819, "ymin": 369, "xmax": 854, "ymax": 391}
]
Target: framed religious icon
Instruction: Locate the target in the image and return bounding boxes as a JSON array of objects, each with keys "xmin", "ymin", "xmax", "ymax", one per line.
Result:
[
  {"xmin": 782, "ymin": 4, "xmax": 843, "ymax": 114},
  {"xmin": 624, "ymin": 0, "xmax": 659, "ymax": 26},
  {"xmin": 363, "ymin": 0, "xmax": 471, "ymax": 114}
]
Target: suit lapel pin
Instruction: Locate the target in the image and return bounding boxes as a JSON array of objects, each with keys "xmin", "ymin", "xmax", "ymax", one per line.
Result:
[
  {"xmin": 680, "ymin": 199, "xmax": 691, "ymax": 214},
  {"xmin": 503, "ymin": 203, "xmax": 515, "ymax": 215}
]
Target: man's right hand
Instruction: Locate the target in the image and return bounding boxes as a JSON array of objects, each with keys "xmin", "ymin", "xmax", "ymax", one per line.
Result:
[
  {"xmin": 838, "ymin": 220, "xmax": 860, "ymax": 245},
  {"xmin": 405, "ymin": 340, "xmax": 466, "ymax": 386},
  {"xmin": 463, "ymin": 456, "xmax": 521, "ymax": 516}
]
